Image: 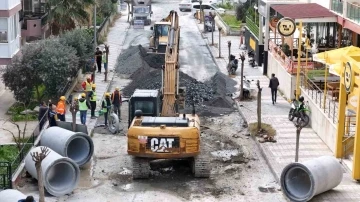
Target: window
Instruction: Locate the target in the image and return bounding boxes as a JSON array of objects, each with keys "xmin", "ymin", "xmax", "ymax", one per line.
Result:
[
  {"xmin": 134, "ymin": 101, "xmax": 154, "ymax": 114},
  {"xmin": 203, "ymin": 5, "xmax": 212, "ymax": 10},
  {"xmin": 193, "ymin": 5, "xmax": 200, "ymax": 9},
  {"xmin": 0, "ymin": 18, "xmax": 8, "ymax": 43},
  {"xmin": 134, "ymin": 7, "xmax": 149, "ymax": 14},
  {"xmin": 156, "ymin": 25, "xmax": 169, "ymax": 36}
]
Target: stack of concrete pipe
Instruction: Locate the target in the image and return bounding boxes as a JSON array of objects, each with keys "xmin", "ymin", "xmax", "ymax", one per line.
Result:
[
  {"xmin": 0, "ymin": 189, "xmax": 27, "ymax": 202},
  {"xmin": 23, "ymin": 126, "xmax": 94, "ymax": 197},
  {"xmin": 280, "ymin": 156, "xmax": 343, "ymax": 202},
  {"xmin": 40, "ymin": 126, "xmax": 94, "ymax": 166}
]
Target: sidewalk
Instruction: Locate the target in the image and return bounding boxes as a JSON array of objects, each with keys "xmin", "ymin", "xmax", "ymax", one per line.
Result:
[
  {"xmin": 64, "ymin": 10, "xmax": 130, "ymax": 134},
  {"xmin": 196, "ymin": 22, "xmax": 360, "ymax": 201}
]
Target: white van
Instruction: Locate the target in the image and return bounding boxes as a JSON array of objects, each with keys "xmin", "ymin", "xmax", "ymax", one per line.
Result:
[{"xmin": 191, "ymin": 3, "xmax": 225, "ymax": 18}]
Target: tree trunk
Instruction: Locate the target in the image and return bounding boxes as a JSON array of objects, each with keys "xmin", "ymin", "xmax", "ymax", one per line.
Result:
[
  {"xmin": 72, "ymin": 110, "xmax": 77, "ymax": 132},
  {"xmin": 239, "ymin": 61, "xmax": 244, "ymax": 100},
  {"xmin": 36, "ymin": 162, "xmax": 45, "ymax": 202},
  {"xmin": 257, "ymin": 80, "xmax": 262, "ymax": 131}
]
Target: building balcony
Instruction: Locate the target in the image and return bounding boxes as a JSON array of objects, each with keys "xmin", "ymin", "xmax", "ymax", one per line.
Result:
[
  {"xmin": 346, "ymin": 2, "xmax": 360, "ymax": 24},
  {"xmin": 20, "ymin": 10, "xmax": 48, "ymax": 38},
  {"xmin": 331, "ymin": 0, "xmax": 343, "ymax": 15}
]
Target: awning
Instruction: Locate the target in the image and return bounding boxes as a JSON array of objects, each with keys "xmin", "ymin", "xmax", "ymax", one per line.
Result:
[
  {"xmin": 329, "ymin": 63, "xmax": 342, "ymax": 77},
  {"xmin": 271, "ymin": 3, "xmax": 337, "ymax": 23},
  {"xmin": 313, "ymin": 46, "xmax": 360, "ymax": 64}
]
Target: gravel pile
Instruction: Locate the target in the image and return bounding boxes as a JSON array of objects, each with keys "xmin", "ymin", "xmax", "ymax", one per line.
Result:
[{"xmin": 118, "ymin": 46, "xmax": 236, "ymax": 109}]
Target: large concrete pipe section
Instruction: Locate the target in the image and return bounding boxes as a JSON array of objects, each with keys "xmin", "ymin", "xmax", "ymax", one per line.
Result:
[
  {"xmin": 0, "ymin": 189, "xmax": 27, "ymax": 202},
  {"xmin": 40, "ymin": 126, "xmax": 94, "ymax": 166},
  {"xmin": 25, "ymin": 146, "xmax": 80, "ymax": 197},
  {"xmin": 280, "ymin": 156, "xmax": 343, "ymax": 201}
]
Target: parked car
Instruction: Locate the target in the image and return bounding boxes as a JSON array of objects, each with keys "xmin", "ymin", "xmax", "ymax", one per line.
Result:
[
  {"xmin": 179, "ymin": 0, "xmax": 192, "ymax": 11},
  {"xmin": 191, "ymin": 3, "xmax": 225, "ymax": 18}
]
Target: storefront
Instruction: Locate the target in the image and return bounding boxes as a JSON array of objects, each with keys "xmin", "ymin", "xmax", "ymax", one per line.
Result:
[{"xmin": 244, "ymin": 28, "xmax": 264, "ymax": 66}]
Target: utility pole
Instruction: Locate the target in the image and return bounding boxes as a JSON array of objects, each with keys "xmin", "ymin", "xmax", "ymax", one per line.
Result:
[
  {"xmin": 256, "ymin": 80, "xmax": 262, "ymax": 131},
  {"xmin": 218, "ymin": 27, "xmax": 222, "ymax": 58},
  {"xmin": 104, "ymin": 45, "xmax": 109, "ymax": 82},
  {"xmin": 295, "ymin": 123, "xmax": 303, "ymax": 162},
  {"xmin": 199, "ymin": 0, "xmax": 203, "ymax": 23},
  {"xmin": 228, "ymin": 41, "xmax": 231, "ymax": 62},
  {"xmin": 94, "ymin": 3, "xmax": 97, "ymax": 48},
  {"xmin": 239, "ymin": 53, "xmax": 245, "ymax": 100},
  {"xmin": 211, "ymin": 12, "xmax": 214, "ymax": 45}
]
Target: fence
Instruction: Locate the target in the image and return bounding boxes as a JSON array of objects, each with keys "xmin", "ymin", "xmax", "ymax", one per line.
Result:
[
  {"xmin": 300, "ymin": 74, "xmax": 339, "ymax": 124},
  {"xmin": 0, "ymin": 109, "xmax": 48, "ymax": 189}
]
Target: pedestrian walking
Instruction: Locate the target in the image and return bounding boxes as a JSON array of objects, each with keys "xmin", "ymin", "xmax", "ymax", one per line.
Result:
[
  {"xmin": 38, "ymin": 101, "xmax": 48, "ymax": 131},
  {"xmin": 56, "ymin": 96, "xmax": 66, "ymax": 121},
  {"xmin": 111, "ymin": 87, "xmax": 122, "ymax": 118},
  {"xmin": 78, "ymin": 93, "xmax": 90, "ymax": 125},
  {"xmin": 102, "ymin": 50, "xmax": 107, "ymax": 73},
  {"xmin": 82, "ymin": 77, "xmax": 93, "ymax": 102},
  {"xmin": 269, "ymin": 73, "xmax": 280, "ymax": 105},
  {"xmin": 48, "ymin": 105, "xmax": 58, "ymax": 127},
  {"xmin": 95, "ymin": 47, "xmax": 102, "ymax": 73},
  {"xmin": 88, "ymin": 84, "xmax": 97, "ymax": 119},
  {"xmin": 102, "ymin": 93, "xmax": 112, "ymax": 127}
]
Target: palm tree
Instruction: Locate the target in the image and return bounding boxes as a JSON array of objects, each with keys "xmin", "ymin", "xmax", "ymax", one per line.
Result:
[{"xmin": 47, "ymin": 0, "xmax": 95, "ymax": 35}]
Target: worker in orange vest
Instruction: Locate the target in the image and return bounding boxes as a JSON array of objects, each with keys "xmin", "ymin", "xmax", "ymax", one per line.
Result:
[
  {"xmin": 82, "ymin": 77, "xmax": 93, "ymax": 102},
  {"xmin": 56, "ymin": 96, "xmax": 66, "ymax": 121}
]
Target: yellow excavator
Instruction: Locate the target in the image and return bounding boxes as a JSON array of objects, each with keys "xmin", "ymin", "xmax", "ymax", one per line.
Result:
[{"xmin": 127, "ymin": 10, "xmax": 210, "ymax": 179}]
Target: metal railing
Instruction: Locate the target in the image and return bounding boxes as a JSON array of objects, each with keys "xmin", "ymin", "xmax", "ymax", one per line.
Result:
[
  {"xmin": 300, "ymin": 74, "xmax": 339, "ymax": 124},
  {"xmin": 246, "ymin": 16, "xmax": 259, "ymax": 38},
  {"xmin": 0, "ymin": 109, "xmax": 48, "ymax": 189},
  {"xmin": 331, "ymin": 0, "xmax": 343, "ymax": 14},
  {"xmin": 342, "ymin": 115, "xmax": 356, "ymax": 159},
  {"xmin": 347, "ymin": 2, "xmax": 360, "ymax": 24}
]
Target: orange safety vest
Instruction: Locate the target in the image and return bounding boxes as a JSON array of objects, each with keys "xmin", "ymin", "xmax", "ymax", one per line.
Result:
[{"xmin": 56, "ymin": 101, "xmax": 66, "ymax": 115}]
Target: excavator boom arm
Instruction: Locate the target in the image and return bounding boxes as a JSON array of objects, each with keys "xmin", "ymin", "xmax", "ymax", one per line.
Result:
[{"xmin": 161, "ymin": 10, "xmax": 180, "ymax": 117}]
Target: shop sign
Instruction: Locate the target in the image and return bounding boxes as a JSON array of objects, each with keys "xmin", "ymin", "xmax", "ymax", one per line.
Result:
[
  {"xmin": 347, "ymin": 87, "xmax": 358, "ymax": 111},
  {"xmin": 277, "ymin": 17, "xmax": 296, "ymax": 37},
  {"xmin": 250, "ymin": 38, "xmax": 256, "ymax": 51},
  {"xmin": 344, "ymin": 62, "xmax": 353, "ymax": 93}
]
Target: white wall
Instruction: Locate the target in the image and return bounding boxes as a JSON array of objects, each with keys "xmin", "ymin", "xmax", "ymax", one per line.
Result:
[
  {"xmin": 301, "ymin": 88, "xmax": 337, "ymax": 152},
  {"xmin": 0, "ymin": 0, "xmax": 21, "ymax": 10},
  {"xmin": 0, "ymin": 37, "xmax": 20, "ymax": 58},
  {"xmin": 267, "ymin": 53, "xmax": 297, "ymax": 100}
]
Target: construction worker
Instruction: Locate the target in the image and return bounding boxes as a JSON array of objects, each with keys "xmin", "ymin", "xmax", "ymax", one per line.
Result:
[
  {"xmin": 111, "ymin": 87, "xmax": 122, "ymax": 118},
  {"xmin": 48, "ymin": 105, "xmax": 58, "ymax": 127},
  {"xmin": 88, "ymin": 84, "xmax": 97, "ymax": 119},
  {"xmin": 83, "ymin": 77, "xmax": 93, "ymax": 102},
  {"xmin": 102, "ymin": 93, "xmax": 112, "ymax": 127},
  {"xmin": 56, "ymin": 96, "xmax": 66, "ymax": 121},
  {"xmin": 79, "ymin": 93, "xmax": 90, "ymax": 125}
]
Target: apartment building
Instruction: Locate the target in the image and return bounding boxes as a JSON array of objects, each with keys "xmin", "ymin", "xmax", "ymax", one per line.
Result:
[
  {"xmin": 330, "ymin": 0, "xmax": 360, "ymax": 47},
  {"xmin": 0, "ymin": 0, "xmax": 21, "ymax": 65}
]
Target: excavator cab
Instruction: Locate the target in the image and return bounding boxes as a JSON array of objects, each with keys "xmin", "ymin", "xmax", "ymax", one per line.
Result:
[
  {"xmin": 149, "ymin": 22, "xmax": 171, "ymax": 53},
  {"xmin": 128, "ymin": 89, "xmax": 162, "ymax": 128}
]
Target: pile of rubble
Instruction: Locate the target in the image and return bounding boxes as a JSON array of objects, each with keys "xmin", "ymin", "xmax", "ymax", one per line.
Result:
[{"xmin": 117, "ymin": 45, "xmax": 235, "ymax": 109}]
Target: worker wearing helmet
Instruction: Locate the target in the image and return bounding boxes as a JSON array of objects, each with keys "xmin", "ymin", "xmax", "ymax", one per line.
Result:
[
  {"xmin": 83, "ymin": 77, "xmax": 93, "ymax": 102},
  {"xmin": 56, "ymin": 96, "xmax": 67, "ymax": 121},
  {"xmin": 102, "ymin": 93, "xmax": 112, "ymax": 127},
  {"xmin": 111, "ymin": 87, "xmax": 122, "ymax": 118},
  {"xmin": 88, "ymin": 84, "xmax": 97, "ymax": 119},
  {"xmin": 78, "ymin": 93, "xmax": 90, "ymax": 125}
]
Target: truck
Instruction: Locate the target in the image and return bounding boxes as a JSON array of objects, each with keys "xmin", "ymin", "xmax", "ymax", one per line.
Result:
[
  {"xmin": 126, "ymin": 0, "xmax": 152, "ymax": 26},
  {"xmin": 126, "ymin": 10, "xmax": 210, "ymax": 179}
]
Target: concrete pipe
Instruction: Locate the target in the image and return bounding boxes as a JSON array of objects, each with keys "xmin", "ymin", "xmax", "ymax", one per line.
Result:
[
  {"xmin": 0, "ymin": 189, "xmax": 27, "ymax": 202},
  {"xmin": 108, "ymin": 113, "xmax": 120, "ymax": 134},
  {"xmin": 25, "ymin": 146, "xmax": 80, "ymax": 197},
  {"xmin": 280, "ymin": 156, "xmax": 343, "ymax": 202},
  {"xmin": 40, "ymin": 126, "xmax": 94, "ymax": 166}
]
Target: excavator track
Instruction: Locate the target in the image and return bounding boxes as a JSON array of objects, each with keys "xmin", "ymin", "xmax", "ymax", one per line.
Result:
[
  {"xmin": 192, "ymin": 154, "xmax": 211, "ymax": 178},
  {"xmin": 132, "ymin": 157, "xmax": 150, "ymax": 179}
]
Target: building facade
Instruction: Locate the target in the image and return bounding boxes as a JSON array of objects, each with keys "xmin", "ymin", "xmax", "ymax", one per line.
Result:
[{"xmin": 0, "ymin": 0, "xmax": 21, "ymax": 65}]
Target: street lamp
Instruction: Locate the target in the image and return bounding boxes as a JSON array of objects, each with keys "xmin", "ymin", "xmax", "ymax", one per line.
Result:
[{"xmin": 228, "ymin": 41, "xmax": 231, "ymax": 62}]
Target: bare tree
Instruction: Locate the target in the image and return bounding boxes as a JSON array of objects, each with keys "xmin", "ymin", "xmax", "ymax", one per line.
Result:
[
  {"xmin": 295, "ymin": 123, "xmax": 303, "ymax": 162},
  {"xmin": 31, "ymin": 146, "xmax": 50, "ymax": 202},
  {"xmin": 69, "ymin": 98, "xmax": 79, "ymax": 132},
  {"xmin": 1, "ymin": 102, "xmax": 30, "ymax": 151},
  {"xmin": 256, "ymin": 80, "xmax": 262, "ymax": 131},
  {"xmin": 239, "ymin": 52, "xmax": 245, "ymax": 100}
]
